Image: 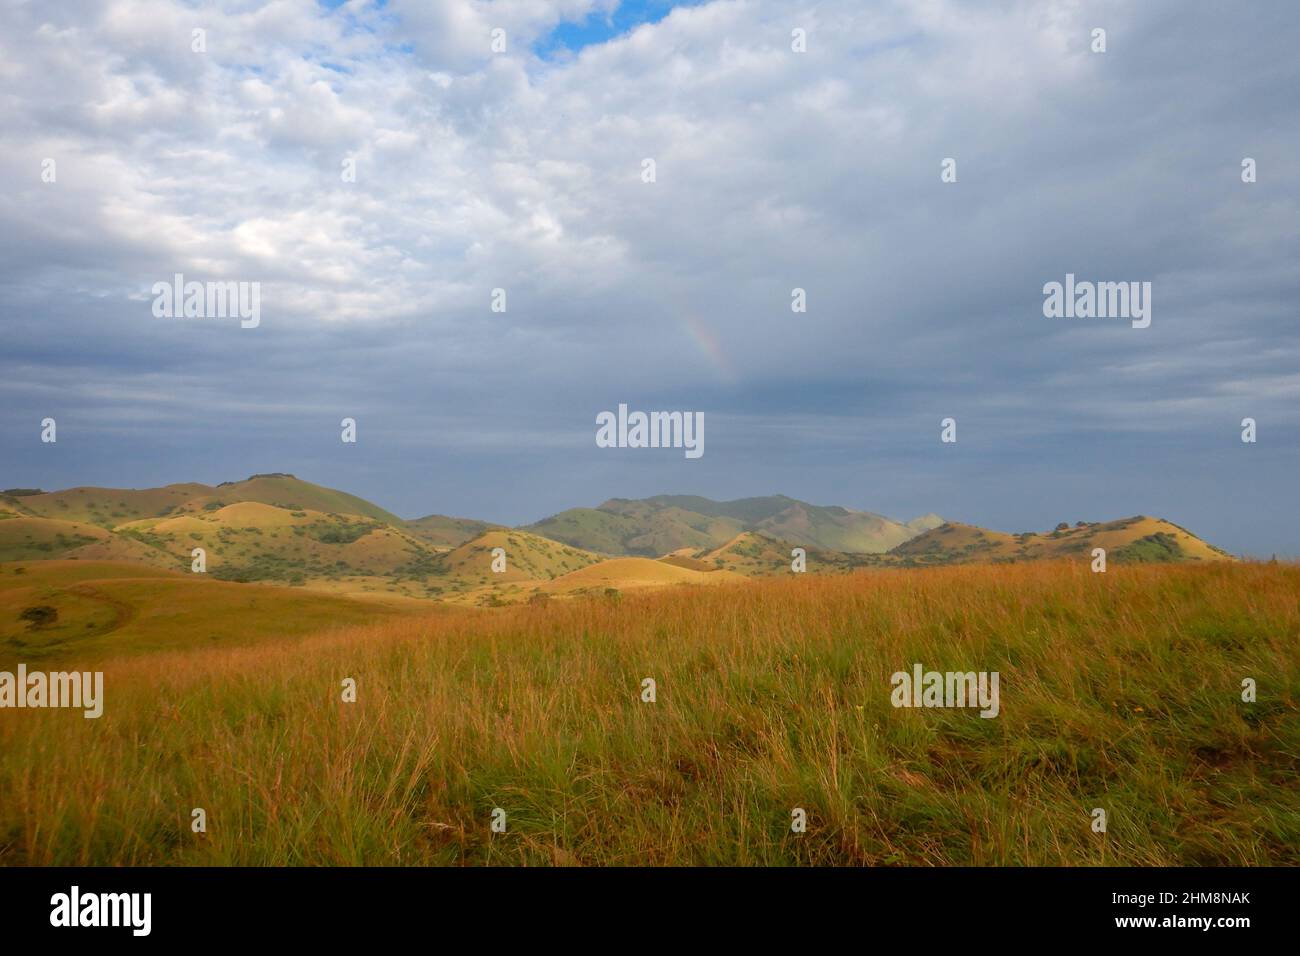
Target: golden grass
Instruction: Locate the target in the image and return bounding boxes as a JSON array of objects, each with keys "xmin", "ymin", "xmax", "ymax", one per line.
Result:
[
  {"xmin": 0, "ymin": 561, "xmax": 422, "ymax": 665},
  {"xmin": 544, "ymin": 556, "xmax": 743, "ymax": 592},
  {"xmin": 0, "ymin": 560, "xmax": 1296, "ymax": 866}
]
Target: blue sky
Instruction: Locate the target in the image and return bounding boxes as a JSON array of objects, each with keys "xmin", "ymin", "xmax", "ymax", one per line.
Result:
[
  {"xmin": 534, "ymin": 1, "xmax": 704, "ymax": 58},
  {"xmin": 1, "ymin": 0, "xmax": 1298, "ymax": 557}
]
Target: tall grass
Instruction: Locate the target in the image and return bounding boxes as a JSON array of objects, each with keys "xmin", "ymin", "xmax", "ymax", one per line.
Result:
[{"xmin": 1, "ymin": 560, "xmax": 1297, "ymax": 865}]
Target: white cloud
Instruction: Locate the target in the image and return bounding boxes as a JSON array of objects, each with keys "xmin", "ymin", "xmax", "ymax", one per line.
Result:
[{"xmin": 1, "ymin": 0, "xmax": 1298, "ymax": 528}]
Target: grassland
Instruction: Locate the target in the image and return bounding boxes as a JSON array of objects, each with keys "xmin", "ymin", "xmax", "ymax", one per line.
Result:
[
  {"xmin": 0, "ymin": 559, "xmax": 1295, "ymax": 866},
  {"xmin": 0, "ymin": 561, "xmax": 427, "ymax": 666}
]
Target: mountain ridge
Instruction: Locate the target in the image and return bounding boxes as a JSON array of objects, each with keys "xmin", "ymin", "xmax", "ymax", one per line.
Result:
[
  {"xmin": 527, "ymin": 493, "xmax": 943, "ymax": 556},
  {"xmin": 2, "ymin": 476, "xmax": 1234, "ymax": 607}
]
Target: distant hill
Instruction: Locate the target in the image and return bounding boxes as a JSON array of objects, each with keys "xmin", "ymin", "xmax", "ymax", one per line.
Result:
[
  {"xmin": 402, "ymin": 514, "xmax": 506, "ymax": 549},
  {"xmin": 891, "ymin": 517, "xmax": 1234, "ymax": 566},
  {"xmin": 526, "ymin": 494, "xmax": 941, "ymax": 556},
  {"xmin": 0, "ymin": 476, "xmax": 612, "ymax": 606},
  {"xmin": 1, "ymin": 477, "xmax": 1235, "ymax": 606},
  {"xmin": 0, "ymin": 476, "xmax": 424, "ymax": 589},
  {"xmin": 2, "ymin": 474, "xmax": 400, "ymax": 527},
  {"xmin": 213, "ymin": 474, "xmax": 403, "ymax": 524},
  {"xmin": 524, "ymin": 502, "xmax": 742, "ymax": 556},
  {"xmin": 672, "ymin": 531, "xmax": 862, "ymax": 576}
]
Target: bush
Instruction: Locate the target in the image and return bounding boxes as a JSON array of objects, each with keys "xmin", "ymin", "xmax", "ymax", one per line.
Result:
[{"xmin": 19, "ymin": 605, "xmax": 58, "ymax": 629}]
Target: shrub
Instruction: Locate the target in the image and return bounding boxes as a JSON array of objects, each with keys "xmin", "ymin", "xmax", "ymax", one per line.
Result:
[{"xmin": 19, "ymin": 605, "xmax": 58, "ymax": 629}]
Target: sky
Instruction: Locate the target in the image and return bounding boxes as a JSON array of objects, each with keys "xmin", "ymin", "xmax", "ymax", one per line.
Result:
[{"xmin": 1, "ymin": 0, "xmax": 1297, "ymax": 556}]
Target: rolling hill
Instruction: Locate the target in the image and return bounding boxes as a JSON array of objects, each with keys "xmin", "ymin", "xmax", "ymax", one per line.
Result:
[
  {"xmin": 541, "ymin": 556, "xmax": 746, "ymax": 595},
  {"xmin": 2, "ymin": 477, "xmax": 614, "ymax": 606},
  {"xmin": 690, "ymin": 531, "xmax": 866, "ymax": 575},
  {"xmin": 1, "ymin": 477, "xmax": 1236, "ymax": 606},
  {"xmin": 402, "ymin": 513, "xmax": 505, "ymax": 548},
  {"xmin": 526, "ymin": 494, "xmax": 942, "ymax": 556},
  {"xmin": 435, "ymin": 529, "xmax": 601, "ymax": 584},
  {"xmin": 2, "ymin": 474, "xmax": 401, "ymax": 527},
  {"xmin": 891, "ymin": 516, "xmax": 1235, "ymax": 566},
  {"xmin": 1, "ymin": 477, "xmax": 442, "ymax": 592}
]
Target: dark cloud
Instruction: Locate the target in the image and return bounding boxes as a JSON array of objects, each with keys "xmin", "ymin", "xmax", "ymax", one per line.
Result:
[{"xmin": 1, "ymin": 0, "xmax": 1296, "ymax": 556}]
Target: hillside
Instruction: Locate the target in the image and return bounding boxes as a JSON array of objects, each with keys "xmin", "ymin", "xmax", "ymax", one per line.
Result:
[
  {"xmin": 0, "ymin": 560, "xmax": 424, "ymax": 666},
  {"xmin": 2, "ymin": 476, "xmax": 429, "ymax": 583},
  {"xmin": 526, "ymin": 494, "xmax": 941, "ymax": 556},
  {"xmin": 435, "ymin": 530, "xmax": 601, "ymax": 585},
  {"xmin": 2, "ymin": 478, "xmax": 609, "ymax": 606},
  {"xmin": 213, "ymin": 474, "xmax": 404, "ymax": 523},
  {"xmin": 2, "ymin": 478, "xmax": 1236, "ymax": 600},
  {"xmin": 686, "ymin": 531, "xmax": 864, "ymax": 576},
  {"xmin": 542, "ymin": 556, "xmax": 746, "ymax": 595},
  {"xmin": 403, "ymin": 513, "xmax": 505, "ymax": 548},
  {"xmin": 2, "ymin": 482, "xmax": 216, "ymax": 528},
  {"xmin": 2, "ymin": 474, "xmax": 402, "ymax": 527},
  {"xmin": 891, "ymin": 516, "xmax": 1235, "ymax": 566},
  {"xmin": 751, "ymin": 500, "xmax": 928, "ymax": 553},
  {"xmin": 525, "ymin": 503, "xmax": 740, "ymax": 556}
]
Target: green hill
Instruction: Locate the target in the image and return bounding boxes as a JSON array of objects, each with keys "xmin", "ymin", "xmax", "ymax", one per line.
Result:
[
  {"xmin": 3, "ymin": 479, "xmax": 1233, "ymax": 598},
  {"xmin": 213, "ymin": 474, "xmax": 402, "ymax": 524},
  {"xmin": 3, "ymin": 474, "xmax": 401, "ymax": 528},
  {"xmin": 526, "ymin": 494, "xmax": 940, "ymax": 556},
  {"xmin": 403, "ymin": 513, "xmax": 505, "ymax": 549},
  {"xmin": 889, "ymin": 516, "xmax": 1235, "ymax": 566}
]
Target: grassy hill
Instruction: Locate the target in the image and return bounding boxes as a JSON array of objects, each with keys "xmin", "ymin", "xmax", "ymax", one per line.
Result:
[
  {"xmin": 891, "ymin": 516, "xmax": 1235, "ymax": 566},
  {"xmin": 436, "ymin": 530, "xmax": 601, "ymax": 585},
  {"xmin": 2, "ymin": 483, "xmax": 215, "ymax": 528},
  {"xmin": 751, "ymin": 500, "xmax": 923, "ymax": 553},
  {"xmin": 0, "ymin": 560, "xmax": 425, "ymax": 666},
  {"xmin": 543, "ymin": 556, "xmax": 745, "ymax": 595},
  {"xmin": 1, "ymin": 477, "xmax": 612, "ymax": 606},
  {"xmin": 692, "ymin": 531, "xmax": 863, "ymax": 575},
  {"xmin": 211, "ymin": 474, "xmax": 403, "ymax": 524},
  {"xmin": 527, "ymin": 494, "xmax": 941, "ymax": 556},
  {"xmin": 2, "ymin": 479, "xmax": 1236, "ymax": 601},
  {"xmin": 2, "ymin": 474, "xmax": 401, "ymax": 528},
  {"xmin": 525, "ymin": 503, "xmax": 739, "ymax": 556},
  {"xmin": 1, "ymin": 477, "xmax": 435, "ymax": 591},
  {"xmin": 403, "ymin": 514, "xmax": 505, "ymax": 548},
  {"xmin": 113, "ymin": 503, "xmax": 433, "ymax": 583},
  {"xmin": 1, "ymin": 559, "xmax": 1294, "ymax": 865}
]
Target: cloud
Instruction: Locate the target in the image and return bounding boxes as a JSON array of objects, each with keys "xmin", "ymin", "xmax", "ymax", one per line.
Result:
[{"xmin": 1, "ymin": 0, "xmax": 1297, "ymax": 552}]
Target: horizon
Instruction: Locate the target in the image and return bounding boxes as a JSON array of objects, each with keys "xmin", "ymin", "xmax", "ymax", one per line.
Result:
[{"xmin": 2, "ymin": 472, "xmax": 1261, "ymax": 557}]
